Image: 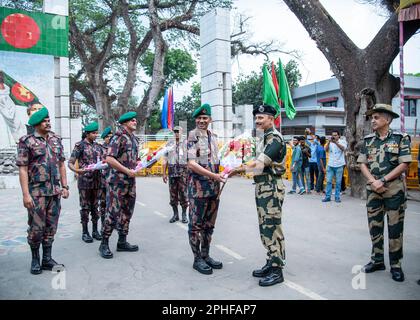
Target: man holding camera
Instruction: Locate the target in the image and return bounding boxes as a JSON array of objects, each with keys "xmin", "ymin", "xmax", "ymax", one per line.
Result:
[{"xmin": 322, "ymin": 130, "xmax": 347, "ymax": 203}]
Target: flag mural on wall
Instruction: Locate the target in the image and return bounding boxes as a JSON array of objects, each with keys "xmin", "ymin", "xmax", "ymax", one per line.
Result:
[
  {"xmin": 0, "ymin": 7, "xmax": 68, "ymax": 57},
  {"xmin": 161, "ymin": 87, "xmax": 174, "ymax": 129}
]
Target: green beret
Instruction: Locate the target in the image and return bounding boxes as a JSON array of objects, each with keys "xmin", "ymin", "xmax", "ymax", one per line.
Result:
[
  {"xmin": 28, "ymin": 107, "xmax": 49, "ymax": 126},
  {"xmin": 192, "ymin": 103, "xmax": 211, "ymax": 118},
  {"xmin": 84, "ymin": 121, "xmax": 99, "ymax": 133},
  {"xmin": 118, "ymin": 111, "xmax": 137, "ymax": 124},
  {"xmin": 101, "ymin": 126, "xmax": 112, "ymax": 139}
]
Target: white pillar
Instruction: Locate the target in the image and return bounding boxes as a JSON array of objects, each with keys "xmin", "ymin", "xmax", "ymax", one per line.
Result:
[{"xmin": 200, "ymin": 8, "xmax": 232, "ymax": 141}]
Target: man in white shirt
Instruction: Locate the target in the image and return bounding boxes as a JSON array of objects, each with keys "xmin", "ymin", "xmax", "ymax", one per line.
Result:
[{"xmin": 322, "ymin": 130, "xmax": 347, "ymax": 203}]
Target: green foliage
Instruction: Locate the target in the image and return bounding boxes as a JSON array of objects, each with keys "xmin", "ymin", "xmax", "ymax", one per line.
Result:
[
  {"xmin": 233, "ymin": 59, "xmax": 302, "ymax": 107},
  {"xmin": 174, "ymin": 82, "xmax": 201, "ymax": 132},
  {"xmin": 140, "ymin": 49, "xmax": 197, "ymax": 88},
  {"xmin": 0, "ymin": 0, "xmax": 42, "ymax": 11},
  {"xmin": 145, "ymin": 108, "xmax": 162, "ymax": 134},
  {"xmin": 406, "ymin": 72, "xmax": 420, "ymax": 77}
]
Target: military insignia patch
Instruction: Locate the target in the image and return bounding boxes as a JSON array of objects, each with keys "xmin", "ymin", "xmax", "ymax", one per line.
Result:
[{"xmin": 259, "ymin": 106, "xmax": 265, "ymax": 113}]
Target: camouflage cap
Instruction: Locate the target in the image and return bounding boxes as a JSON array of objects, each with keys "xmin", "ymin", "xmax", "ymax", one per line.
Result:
[
  {"xmin": 192, "ymin": 103, "xmax": 211, "ymax": 118},
  {"xmin": 28, "ymin": 107, "xmax": 49, "ymax": 126},
  {"xmin": 84, "ymin": 121, "xmax": 99, "ymax": 133},
  {"xmin": 118, "ymin": 111, "xmax": 137, "ymax": 124},
  {"xmin": 365, "ymin": 103, "xmax": 399, "ymax": 119},
  {"xmin": 101, "ymin": 126, "xmax": 112, "ymax": 139}
]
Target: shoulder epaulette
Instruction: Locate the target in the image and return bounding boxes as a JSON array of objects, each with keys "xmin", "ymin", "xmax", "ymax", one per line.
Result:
[
  {"xmin": 363, "ymin": 133, "xmax": 375, "ymax": 140},
  {"xmin": 19, "ymin": 134, "xmax": 32, "ymax": 143}
]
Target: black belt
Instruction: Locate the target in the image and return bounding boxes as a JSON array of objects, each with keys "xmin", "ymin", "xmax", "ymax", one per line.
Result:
[{"xmin": 253, "ymin": 174, "xmax": 282, "ymax": 183}]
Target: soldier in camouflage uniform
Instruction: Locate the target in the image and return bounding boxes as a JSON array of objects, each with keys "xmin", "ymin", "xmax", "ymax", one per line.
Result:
[
  {"xmin": 68, "ymin": 122, "xmax": 103, "ymax": 243},
  {"xmin": 357, "ymin": 104, "xmax": 412, "ymax": 282},
  {"xmin": 16, "ymin": 107, "xmax": 69, "ymax": 275},
  {"xmin": 98, "ymin": 126, "xmax": 113, "ymax": 227},
  {"xmin": 187, "ymin": 103, "xmax": 226, "ymax": 275},
  {"xmin": 162, "ymin": 126, "xmax": 189, "ymax": 223},
  {"xmin": 99, "ymin": 112, "xmax": 139, "ymax": 259},
  {"xmin": 230, "ymin": 104, "xmax": 287, "ymax": 286}
]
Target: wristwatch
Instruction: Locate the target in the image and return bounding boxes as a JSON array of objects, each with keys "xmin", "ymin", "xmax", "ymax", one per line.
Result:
[
  {"xmin": 380, "ymin": 177, "xmax": 387, "ymax": 184},
  {"xmin": 61, "ymin": 185, "xmax": 69, "ymax": 190}
]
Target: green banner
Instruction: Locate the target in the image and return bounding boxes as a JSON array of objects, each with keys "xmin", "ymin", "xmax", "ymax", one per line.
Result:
[{"xmin": 0, "ymin": 7, "xmax": 68, "ymax": 57}]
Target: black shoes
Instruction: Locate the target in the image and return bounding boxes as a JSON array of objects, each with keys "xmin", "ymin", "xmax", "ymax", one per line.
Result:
[
  {"xmin": 181, "ymin": 208, "xmax": 188, "ymax": 224},
  {"xmin": 41, "ymin": 245, "xmax": 64, "ymax": 271},
  {"xmin": 116, "ymin": 235, "xmax": 139, "ymax": 252},
  {"xmin": 252, "ymin": 261, "xmax": 271, "ymax": 278},
  {"xmin": 99, "ymin": 238, "xmax": 113, "ymax": 259},
  {"xmin": 203, "ymin": 256, "xmax": 223, "ymax": 269},
  {"xmin": 362, "ymin": 262, "xmax": 386, "ymax": 273},
  {"xmin": 92, "ymin": 221, "xmax": 102, "ymax": 241},
  {"xmin": 169, "ymin": 206, "xmax": 179, "ymax": 223},
  {"xmin": 193, "ymin": 258, "xmax": 213, "ymax": 275},
  {"xmin": 82, "ymin": 223, "xmax": 93, "ymax": 243},
  {"xmin": 30, "ymin": 246, "xmax": 42, "ymax": 275},
  {"xmin": 390, "ymin": 268, "xmax": 405, "ymax": 282},
  {"xmin": 259, "ymin": 267, "xmax": 284, "ymax": 287}
]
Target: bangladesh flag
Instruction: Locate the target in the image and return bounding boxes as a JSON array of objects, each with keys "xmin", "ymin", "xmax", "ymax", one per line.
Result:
[
  {"xmin": 0, "ymin": 70, "xmax": 40, "ymax": 107},
  {"xmin": 0, "ymin": 7, "xmax": 68, "ymax": 57}
]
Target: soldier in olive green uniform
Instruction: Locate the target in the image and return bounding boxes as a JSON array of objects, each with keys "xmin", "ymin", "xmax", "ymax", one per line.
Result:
[
  {"xmin": 16, "ymin": 107, "xmax": 69, "ymax": 274},
  {"xmin": 187, "ymin": 103, "xmax": 226, "ymax": 275},
  {"xmin": 230, "ymin": 104, "xmax": 287, "ymax": 287},
  {"xmin": 357, "ymin": 104, "xmax": 412, "ymax": 282}
]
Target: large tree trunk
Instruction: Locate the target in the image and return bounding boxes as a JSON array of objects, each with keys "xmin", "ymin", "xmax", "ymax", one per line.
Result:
[{"xmin": 282, "ymin": 0, "xmax": 420, "ymax": 198}]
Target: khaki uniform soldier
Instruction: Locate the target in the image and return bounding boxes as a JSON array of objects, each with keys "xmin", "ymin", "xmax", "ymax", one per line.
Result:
[
  {"xmin": 230, "ymin": 104, "xmax": 287, "ymax": 287},
  {"xmin": 162, "ymin": 126, "xmax": 189, "ymax": 223},
  {"xmin": 68, "ymin": 122, "xmax": 103, "ymax": 243},
  {"xmin": 98, "ymin": 126, "xmax": 113, "ymax": 226},
  {"xmin": 99, "ymin": 112, "xmax": 139, "ymax": 259},
  {"xmin": 357, "ymin": 104, "xmax": 412, "ymax": 282},
  {"xmin": 16, "ymin": 107, "xmax": 69, "ymax": 274},
  {"xmin": 187, "ymin": 103, "xmax": 226, "ymax": 275}
]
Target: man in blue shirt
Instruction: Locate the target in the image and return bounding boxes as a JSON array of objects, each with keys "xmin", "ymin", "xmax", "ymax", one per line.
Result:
[
  {"xmin": 305, "ymin": 128, "xmax": 319, "ymax": 191},
  {"xmin": 316, "ymin": 136, "xmax": 327, "ymax": 194}
]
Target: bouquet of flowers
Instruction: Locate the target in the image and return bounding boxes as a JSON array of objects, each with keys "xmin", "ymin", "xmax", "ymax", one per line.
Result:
[
  {"xmin": 134, "ymin": 143, "xmax": 174, "ymax": 173},
  {"xmin": 85, "ymin": 157, "xmax": 108, "ymax": 171}
]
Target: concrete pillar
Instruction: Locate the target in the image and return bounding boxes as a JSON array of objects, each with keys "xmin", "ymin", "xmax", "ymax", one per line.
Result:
[{"xmin": 200, "ymin": 8, "xmax": 232, "ymax": 141}]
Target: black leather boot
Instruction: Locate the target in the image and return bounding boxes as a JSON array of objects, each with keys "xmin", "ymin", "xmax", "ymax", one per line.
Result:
[
  {"xmin": 362, "ymin": 262, "xmax": 386, "ymax": 273},
  {"xmin": 203, "ymin": 256, "xmax": 223, "ymax": 269},
  {"xmin": 92, "ymin": 221, "xmax": 102, "ymax": 241},
  {"xmin": 41, "ymin": 245, "xmax": 64, "ymax": 271},
  {"xmin": 30, "ymin": 246, "xmax": 42, "ymax": 275},
  {"xmin": 390, "ymin": 267, "xmax": 405, "ymax": 282},
  {"xmin": 116, "ymin": 234, "xmax": 139, "ymax": 252},
  {"xmin": 82, "ymin": 222, "xmax": 93, "ymax": 243},
  {"xmin": 252, "ymin": 260, "xmax": 271, "ymax": 278},
  {"xmin": 259, "ymin": 267, "xmax": 284, "ymax": 287},
  {"xmin": 99, "ymin": 237, "xmax": 113, "ymax": 259},
  {"xmin": 181, "ymin": 207, "xmax": 188, "ymax": 224},
  {"xmin": 193, "ymin": 257, "xmax": 212, "ymax": 275},
  {"xmin": 169, "ymin": 206, "xmax": 179, "ymax": 223}
]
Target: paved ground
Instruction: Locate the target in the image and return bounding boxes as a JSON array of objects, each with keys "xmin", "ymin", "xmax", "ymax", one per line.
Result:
[{"xmin": 0, "ymin": 177, "xmax": 419, "ymax": 300}]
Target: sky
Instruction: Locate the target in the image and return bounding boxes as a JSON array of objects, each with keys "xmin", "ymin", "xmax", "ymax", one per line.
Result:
[{"xmin": 173, "ymin": 0, "xmax": 420, "ymax": 100}]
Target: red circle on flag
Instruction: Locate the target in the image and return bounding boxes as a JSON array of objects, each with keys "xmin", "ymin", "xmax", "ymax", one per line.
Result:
[
  {"xmin": 1, "ymin": 13, "xmax": 41, "ymax": 49},
  {"xmin": 11, "ymin": 83, "xmax": 34, "ymax": 103}
]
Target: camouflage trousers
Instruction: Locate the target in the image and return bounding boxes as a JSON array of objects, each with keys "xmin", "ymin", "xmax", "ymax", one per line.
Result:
[
  {"xmin": 366, "ymin": 179, "xmax": 406, "ymax": 268},
  {"xmin": 27, "ymin": 195, "xmax": 61, "ymax": 248},
  {"xmin": 254, "ymin": 176, "xmax": 285, "ymax": 268},
  {"xmin": 79, "ymin": 188, "xmax": 100, "ymax": 224},
  {"xmin": 102, "ymin": 183, "xmax": 136, "ymax": 239},
  {"xmin": 188, "ymin": 196, "xmax": 219, "ymax": 259},
  {"xmin": 169, "ymin": 175, "xmax": 189, "ymax": 208},
  {"xmin": 98, "ymin": 187, "xmax": 107, "ymax": 223}
]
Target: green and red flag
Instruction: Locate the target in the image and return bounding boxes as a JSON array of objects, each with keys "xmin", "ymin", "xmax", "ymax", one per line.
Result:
[
  {"xmin": 0, "ymin": 70, "xmax": 40, "ymax": 106},
  {"xmin": 0, "ymin": 7, "xmax": 68, "ymax": 57},
  {"xmin": 262, "ymin": 64, "xmax": 280, "ymax": 117},
  {"xmin": 271, "ymin": 61, "xmax": 281, "ymax": 127},
  {"xmin": 277, "ymin": 58, "xmax": 296, "ymax": 120}
]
